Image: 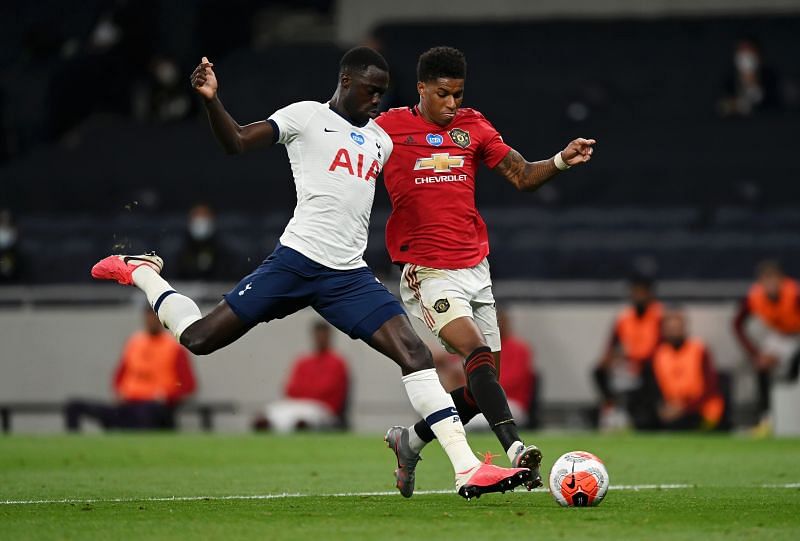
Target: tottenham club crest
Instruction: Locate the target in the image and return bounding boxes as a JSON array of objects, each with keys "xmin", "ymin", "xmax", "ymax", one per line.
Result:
[
  {"xmin": 448, "ymin": 128, "xmax": 471, "ymax": 149},
  {"xmin": 433, "ymin": 298, "xmax": 451, "ymax": 313}
]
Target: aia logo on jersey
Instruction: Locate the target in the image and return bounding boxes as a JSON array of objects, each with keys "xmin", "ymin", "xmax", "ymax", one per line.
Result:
[
  {"xmin": 448, "ymin": 128, "xmax": 471, "ymax": 149},
  {"xmin": 329, "ymin": 148, "xmax": 380, "ymax": 181},
  {"xmin": 350, "ymin": 132, "xmax": 365, "ymax": 145},
  {"xmin": 426, "ymin": 133, "xmax": 443, "ymax": 146},
  {"xmin": 413, "ymin": 153, "xmax": 465, "ymax": 173}
]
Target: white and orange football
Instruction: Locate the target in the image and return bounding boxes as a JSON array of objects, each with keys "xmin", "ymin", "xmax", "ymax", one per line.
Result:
[{"xmin": 549, "ymin": 451, "xmax": 609, "ymax": 507}]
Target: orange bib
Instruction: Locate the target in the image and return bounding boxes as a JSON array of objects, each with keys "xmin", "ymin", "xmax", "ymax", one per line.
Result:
[
  {"xmin": 616, "ymin": 302, "xmax": 663, "ymax": 365},
  {"xmin": 748, "ymin": 279, "xmax": 800, "ymax": 334},
  {"xmin": 116, "ymin": 332, "xmax": 182, "ymax": 401},
  {"xmin": 653, "ymin": 339, "xmax": 723, "ymax": 424}
]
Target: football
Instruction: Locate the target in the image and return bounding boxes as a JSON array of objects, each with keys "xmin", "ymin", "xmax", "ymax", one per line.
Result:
[{"xmin": 549, "ymin": 451, "xmax": 609, "ymax": 507}]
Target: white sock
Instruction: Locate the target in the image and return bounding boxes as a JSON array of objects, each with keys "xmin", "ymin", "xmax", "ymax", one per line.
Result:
[
  {"xmin": 506, "ymin": 440, "xmax": 525, "ymax": 463},
  {"xmin": 402, "ymin": 369, "xmax": 480, "ymax": 474},
  {"xmin": 408, "ymin": 425, "xmax": 428, "ymax": 455},
  {"xmin": 131, "ymin": 266, "xmax": 202, "ymax": 340}
]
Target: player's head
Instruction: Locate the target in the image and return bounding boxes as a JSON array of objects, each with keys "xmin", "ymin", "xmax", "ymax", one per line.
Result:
[
  {"xmin": 312, "ymin": 321, "xmax": 332, "ymax": 352},
  {"xmin": 416, "ymin": 46, "xmax": 466, "ymax": 127},
  {"xmin": 756, "ymin": 260, "xmax": 784, "ymax": 297},
  {"xmin": 628, "ymin": 274, "xmax": 655, "ymax": 312},
  {"xmin": 335, "ymin": 46, "xmax": 390, "ymax": 125},
  {"xmin": 661, "ymin": 306, "xmax": 687, "ymax": 347}
]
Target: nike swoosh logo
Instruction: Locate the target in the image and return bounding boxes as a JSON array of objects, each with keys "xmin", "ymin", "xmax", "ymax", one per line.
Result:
[
  {"xmin": 565, "ymin": 463, "xmax": 576, "ymax": 489},
  {"xmin": 324, "ymin": 128, "xmax": 338, "ymax": 133}
]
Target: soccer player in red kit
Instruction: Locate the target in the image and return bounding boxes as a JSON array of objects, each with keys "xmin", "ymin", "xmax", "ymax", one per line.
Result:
[{"xmin": 378, "ymin": 47, "xmax": 595, "ymax": 497}]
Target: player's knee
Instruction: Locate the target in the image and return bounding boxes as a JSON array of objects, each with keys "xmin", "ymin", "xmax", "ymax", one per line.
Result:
[
  {"xmin": 464, "ymin": 346, "xmax": 496, "ymax": 377},
  {"xmin": 403, "ymin": 338, "xmax": 434, "ymax": 373},
  {"xmin": 180, "ymin": 328, "xmax": 216, "ymax": 356}
]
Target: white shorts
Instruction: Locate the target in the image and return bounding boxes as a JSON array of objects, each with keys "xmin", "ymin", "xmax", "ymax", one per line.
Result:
[
  {"xmin": 400, "ymin": 258, "xmax": 500, "ymax": 353},
  {"xmin": 763, "ymin": 331, "xmax": 800, "ymax": 380},
  {"xmin": 264, "ymin": 399, "xmax": 338, "ymax": 433}
]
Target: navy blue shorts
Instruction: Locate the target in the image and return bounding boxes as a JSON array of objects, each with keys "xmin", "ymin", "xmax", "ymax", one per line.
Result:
[{"xmin": 223, "ymin": 244, "xmax": 406, "ymax": 342}]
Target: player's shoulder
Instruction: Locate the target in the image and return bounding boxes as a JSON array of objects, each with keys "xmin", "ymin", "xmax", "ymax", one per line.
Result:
[
  {"xmin": 273, "ymin": 100, "xmax": 327, "ymax": 117},
  {"xmin": 454, "ymin": 108, "xmax": 501, "ymax": 137},
  {"xmin": 375, "ymin": 106, "xmax": 412, "ymax": 126},
  {"xmin": 286, "ymin": 100, "xmax": 326, "ymax": 109},
  {"xmin": 456, "ymin": 107, "xmax": 491, "ymax": 124}
]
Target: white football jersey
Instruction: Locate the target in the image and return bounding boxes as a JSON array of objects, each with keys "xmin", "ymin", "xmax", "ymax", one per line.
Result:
[{"xmin": 269, "ymin": 101, "xmax": 393, "ymax": 270}]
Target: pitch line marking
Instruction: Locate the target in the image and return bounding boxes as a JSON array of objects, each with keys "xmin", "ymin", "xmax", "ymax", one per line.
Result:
[{"xmin": 3, "ymin": 483, "xmax": 799, "ymax": 506}]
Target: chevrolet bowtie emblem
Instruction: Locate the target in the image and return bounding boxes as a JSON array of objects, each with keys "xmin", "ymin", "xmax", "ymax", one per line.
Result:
[{"xmin": 413, "ymin": 153, "xmax": 465, "ymax": 173}]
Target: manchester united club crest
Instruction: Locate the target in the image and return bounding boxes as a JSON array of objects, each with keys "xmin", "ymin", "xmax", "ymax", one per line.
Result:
[
  {"xmin": 448, "ymin": 128, "xmax": 471, "ymax": 149},
  {"xmin": 433, "ymin": 298, "xmax": 451, "ymax": 313}
]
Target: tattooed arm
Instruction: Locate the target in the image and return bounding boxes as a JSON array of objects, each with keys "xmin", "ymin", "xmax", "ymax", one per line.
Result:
[{"xmin": 493, "ymin": 138, "xmax": 596, "ymax": 192}]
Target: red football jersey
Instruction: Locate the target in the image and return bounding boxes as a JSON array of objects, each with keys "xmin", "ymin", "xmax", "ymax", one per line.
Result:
[{"xmin": 376, "ymin": 106, "xmax": 512, "ymax": 269}]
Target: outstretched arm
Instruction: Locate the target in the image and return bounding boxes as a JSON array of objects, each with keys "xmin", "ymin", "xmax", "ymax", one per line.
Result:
[
  {"xmin": 493, "ymin": 138, "xmax": 596, "ymax": 191},
  {"xmin": 190, "ymin": 56, "xmax": 275, "ymax": 155}
]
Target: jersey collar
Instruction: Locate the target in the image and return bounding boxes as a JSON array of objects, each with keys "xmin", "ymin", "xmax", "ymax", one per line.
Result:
[{"xmin": 327, "ymin": 102, "xmax": 370, "ymax": 128}]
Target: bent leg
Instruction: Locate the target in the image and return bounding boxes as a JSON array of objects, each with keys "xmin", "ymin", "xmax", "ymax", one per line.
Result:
[
  {"xmin": 131, "ymin": 265, "xmax": 250, "ymax": 356},
  {"xmin": 368, "ymin": 314, "xmax": 479, "ymax": 475},
  {"xmin": 64, "ymin": 400, "xmax": 119, "ymax": 432},
  {"xmin": 439, "ymin": 316, "xmax": 520, "ymax": 452},
  {"xmin": 368, "ymin": 314, "xmax": 433, "ymax": 375},
  {"xmin": 130, "ymin": 266, "xmax": 203, "ymax": 340},
  {"xmin": 179, "ymin": 300, "xmax": 251, "ymax": 355}
]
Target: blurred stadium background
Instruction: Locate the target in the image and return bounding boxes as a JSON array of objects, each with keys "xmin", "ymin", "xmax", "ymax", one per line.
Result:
[{"xmin": 1, "ymin": 0, "xmax": 799, "ymax": 434}]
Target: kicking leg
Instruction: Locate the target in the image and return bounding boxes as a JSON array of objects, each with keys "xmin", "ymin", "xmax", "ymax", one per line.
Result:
[
  {"xmin": 91, "ymin": 253, "xmax": 250, "ymax": 355},
  {"xmin": 369, "ymin": 314, "xmax": 530, "ymax": 499}
]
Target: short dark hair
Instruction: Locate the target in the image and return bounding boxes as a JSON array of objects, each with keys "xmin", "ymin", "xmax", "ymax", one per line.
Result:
[
  {"xmin": 417, "ymin": 46, "xmax": 466, "ymax": 82},
  {"xmin": 339, "ymin": 46, "xmax": 389, "ymax": 76}
]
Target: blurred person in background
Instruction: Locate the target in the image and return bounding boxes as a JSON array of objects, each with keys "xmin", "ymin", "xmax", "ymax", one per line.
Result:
[
  {"xmin": 594, "ymin": 275, "xmax": 663, "ymax": 430},
  {"xmin": 733, "ymin": 261, "xmax": 800, "ymax": 433},
  {"xmin": 495, "ymin": 310, "xmax": 536, "ymax": 428},
  {"xmin": 254, "ymin": 321, "xmax": 349, "ymax": 433},
  {"xmin": 175, "ymin": 204, "xmax": 228, "ymax": 281},
  {"xmin": 65, "ymin": 304, "xmax": 196, "ymax": 431},
  {"xmin": 646, "ymin": 308, "xmax": 724, "ymax": 431},
  {"xmin": 717, "ymin": 37, "xmax": 781, "ymax": 117},
  {"xmin": 0, "ymin": 209, "xmax": 25, "ymax": 283}
]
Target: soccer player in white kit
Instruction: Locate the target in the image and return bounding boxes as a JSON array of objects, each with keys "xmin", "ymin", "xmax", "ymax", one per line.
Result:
[{"xmin": 90, "ymin": 47, "xmax": 530, "ymax": 499}]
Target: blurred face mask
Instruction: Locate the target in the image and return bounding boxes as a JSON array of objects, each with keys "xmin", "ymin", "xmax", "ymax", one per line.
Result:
[
  {"xmin": 735, "ymin": 51, "xmax": 759, "ymax": 73},
  {"xmin": 189, "ymin": 217, "xmax": 214, "ymax": 241},
  {"xmin": 0, "ymin": 226, "xmax": 17, "ymax": 249}
]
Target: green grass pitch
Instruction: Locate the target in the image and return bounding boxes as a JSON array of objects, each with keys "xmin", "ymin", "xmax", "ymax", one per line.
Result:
[{"xmin": 1, "ymin": 432, "xmax": 799, "ymax": 540}]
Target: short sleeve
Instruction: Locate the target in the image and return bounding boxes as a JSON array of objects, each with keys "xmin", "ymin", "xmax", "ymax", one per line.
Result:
[
  {"xmin": 478, "ymin": 119, "xmax": 512, "ymax": 169},
  {"xmin": 374, "ymin": 124, "xmax": 394, "ymax": 166},
  {"xmin": 268, "ymin": 101, "xmax": 320, "ymax": 145}
]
